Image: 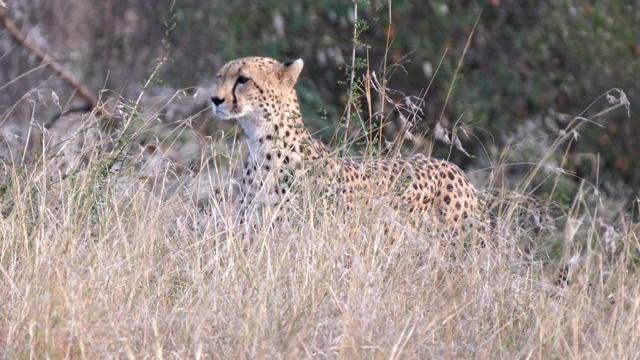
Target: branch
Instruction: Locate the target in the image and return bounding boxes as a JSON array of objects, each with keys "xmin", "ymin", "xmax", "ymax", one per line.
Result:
[{"xmin": 0, "ymin": 7, "xmax": 109, "ymax": 120}]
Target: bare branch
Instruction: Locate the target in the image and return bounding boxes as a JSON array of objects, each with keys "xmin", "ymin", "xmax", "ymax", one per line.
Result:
[{"xmin": 0, "ymin": 7, "xmax": 109, "ymax": 121}]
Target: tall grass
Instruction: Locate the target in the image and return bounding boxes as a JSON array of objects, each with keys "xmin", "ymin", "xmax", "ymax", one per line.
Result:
[
  {"xmin": 0, "ymin": 86, "xmax": 637, "ymax": 358},
  {"xmin": 1, "ymin": 2, "xmax": 638, "ymax": 358},
  {"xmin": 0, "ymin": 154, "xmax": 637, "ymax": 358}
]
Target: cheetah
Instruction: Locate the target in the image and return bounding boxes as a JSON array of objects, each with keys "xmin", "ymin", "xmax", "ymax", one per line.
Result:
[{"xmin": 211, "ymin": 56, "xmax": 479, "ymax": 231}]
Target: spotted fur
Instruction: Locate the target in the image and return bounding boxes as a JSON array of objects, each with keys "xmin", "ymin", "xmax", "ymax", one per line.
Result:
[{"xmin": 211, "ymin": 57, "xmax": 479, "ymax": 229}]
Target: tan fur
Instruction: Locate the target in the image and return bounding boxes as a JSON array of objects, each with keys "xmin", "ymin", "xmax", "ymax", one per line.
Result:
[{"xmin": 211, "ymin": 57, "xmax": 478, "ymax": 229}]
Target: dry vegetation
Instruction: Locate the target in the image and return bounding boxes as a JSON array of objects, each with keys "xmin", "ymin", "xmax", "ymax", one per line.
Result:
[
  {"xmin": 0, "ymin": 86, "xmax": 637, "ymax": 358},
  {"xmin": 1, "ymin": 1, "xmax": 639, "ymax": 358}
]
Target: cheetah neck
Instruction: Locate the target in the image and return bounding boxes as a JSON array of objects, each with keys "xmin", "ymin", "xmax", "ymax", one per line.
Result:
[{"xmin": 238, "ymin": 89, "xmax": 328, "ymax": 167}]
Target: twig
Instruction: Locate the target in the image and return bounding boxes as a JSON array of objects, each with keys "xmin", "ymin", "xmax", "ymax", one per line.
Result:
[
  {"xmin": 0, "ymin": 7, "xmax": 108, "ymax": 120},
  {"xmin": 436, "ymin": 11, "xmax": 481, "ymax": 157},
  {"xmin": 341, "ymin": 0, "xmax": 359, "ymax": 156}
]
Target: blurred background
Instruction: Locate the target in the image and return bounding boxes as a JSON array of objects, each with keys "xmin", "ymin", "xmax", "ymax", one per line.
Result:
[{"xmin": 0, "ymin": 0, "xmax": 637, "ymax": 215}]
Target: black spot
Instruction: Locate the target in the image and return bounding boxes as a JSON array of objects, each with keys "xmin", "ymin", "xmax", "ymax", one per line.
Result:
[
  {"xmin": 412, "ymin": 183, "xmax": 419, "ymax": 190},
  {"xmin": 446, "ymin": 184, "xmax": 454, "ymax": 192},
  {"xmin": 440, "ymin": 172, "xmax": 446, "ymax": 179},
  {"xmin": 266, "ymin": 153, "xmax": 272, "ymax": 161},
  {"xmin": 284, "ymin": 156, "xmax": 290, "ymax": 164},
  {"xmin": 265, "ymin": 165, "xmax": 270, "ymax": 171},
  {"xmin": 285, "ymin": 131, "xmax": 290, "ymax": 137},
  {"xmin": 266, "ymin": 135, "xmax": 273, "ymax": 141},
  {"xmin": 443, "ymin": 195, "xmax": 451, "ymax": 205},
  {"xmin": 455, "ymin": 202, "xmax": 461, "ymax": 210},
  {"xmin": 453, "ymin": 215, "xmax": 459, "ymax": 222},
  {"xmin": 462, "ymin": 211, "xmax": 469, "ymax": 219}
]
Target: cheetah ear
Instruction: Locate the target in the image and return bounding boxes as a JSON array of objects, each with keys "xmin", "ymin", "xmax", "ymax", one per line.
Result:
[{"xmin": 277, "ymin": 59, "xmax": 304, "ymax": 89}]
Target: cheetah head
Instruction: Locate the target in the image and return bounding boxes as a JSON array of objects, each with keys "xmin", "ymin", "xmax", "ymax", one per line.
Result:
[{"xmin": 211, "ymin": 57, "xmax": 303, "ymax": 122}]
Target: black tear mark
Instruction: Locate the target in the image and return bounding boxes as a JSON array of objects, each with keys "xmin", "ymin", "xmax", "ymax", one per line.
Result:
[{"xmin": 231, "ymin": 66, "xmax": 244, "ymax": 105}]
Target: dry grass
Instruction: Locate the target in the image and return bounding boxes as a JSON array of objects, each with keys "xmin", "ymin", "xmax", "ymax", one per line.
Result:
[
  {"xmin": 0, "ymin": 106, "xmax": 638, "ymax": 359},
  {"xmin": 1, "ymin": 0, "xmax": 637, "ymax": 356}
]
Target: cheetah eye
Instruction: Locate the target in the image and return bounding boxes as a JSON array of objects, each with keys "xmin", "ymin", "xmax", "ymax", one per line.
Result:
[{"xmin": 237, "ymin": 75, "xmax": 250, "ymax": 84}]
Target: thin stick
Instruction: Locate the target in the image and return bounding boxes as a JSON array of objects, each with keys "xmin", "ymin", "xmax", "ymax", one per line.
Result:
[
  {"xmin": 341, "ymin": 0, "xmax": 359, "ymax": 156},
  {"xmin": 436, "ymin": 11, "xmax": 481, "ymax": 154},
  {"xmin": 0, "ymin": 7, "xmax": 106, "ymax": 118}
]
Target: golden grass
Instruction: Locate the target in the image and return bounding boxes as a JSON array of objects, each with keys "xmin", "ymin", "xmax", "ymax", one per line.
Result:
[{"xmin": 0, "ymin": 129, "xmax": 638, "ymax": 359}]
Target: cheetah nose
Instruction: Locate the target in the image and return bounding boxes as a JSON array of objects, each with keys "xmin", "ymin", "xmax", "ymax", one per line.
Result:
[{"xmin": 211, "ymin": 96, "xmax": 224, "ymax": 106}]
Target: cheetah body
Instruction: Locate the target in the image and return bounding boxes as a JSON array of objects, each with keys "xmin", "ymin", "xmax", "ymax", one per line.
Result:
[{"xmin": 211, "ymin": 57, "xmax": 478, "ymax": 228}]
